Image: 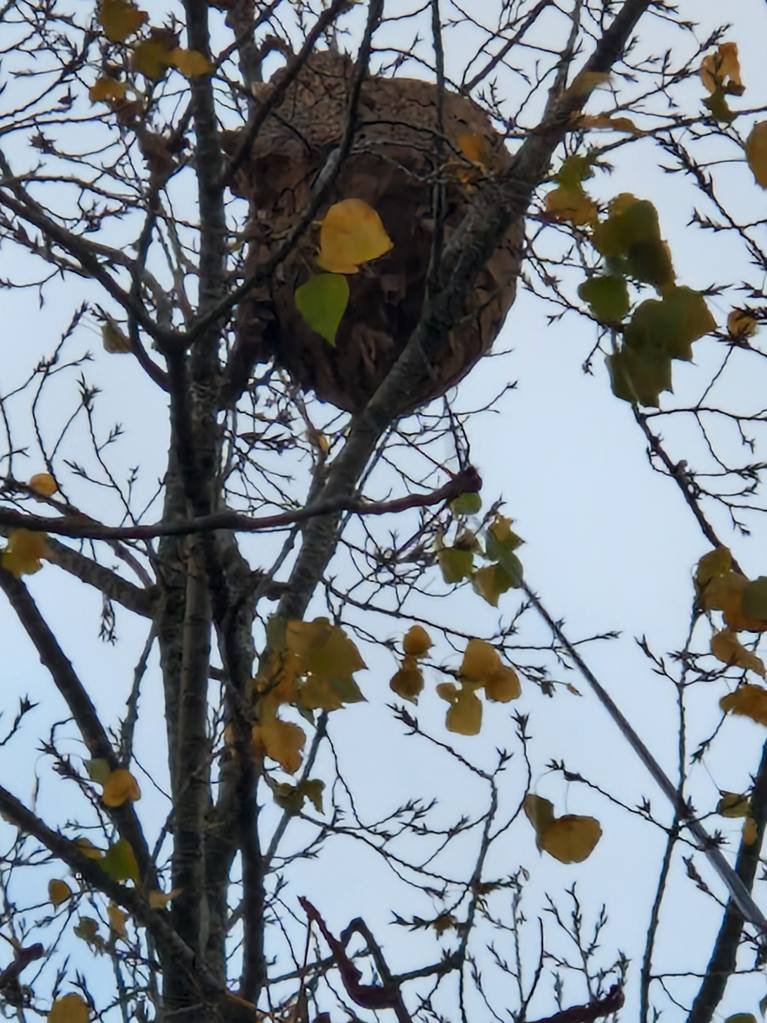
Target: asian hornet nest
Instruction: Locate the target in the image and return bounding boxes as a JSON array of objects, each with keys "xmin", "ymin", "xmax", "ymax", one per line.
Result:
[{"xmin": 228, "ymin": 51, "xmax": 521, "ymax": 413}]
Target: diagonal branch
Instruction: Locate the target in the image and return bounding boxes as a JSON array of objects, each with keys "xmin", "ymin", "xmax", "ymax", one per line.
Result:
[
  {"xmin": 0, "ymin": 781, "xmax": 222, "ymax": 1000},
  {"xmin": 0, "ymin": 567, "xmax": 153, "ymax": 886},
  {"xmin": 521, "ymin": 577, "xmax": 767, "ymax": 935},
  {"xmin": 44, "ymin": 537, "xmax": 154, "ymax": 617},
  {"xmin": 685, "ymin": 737, "xmax": 767, "ymax": 1023}
]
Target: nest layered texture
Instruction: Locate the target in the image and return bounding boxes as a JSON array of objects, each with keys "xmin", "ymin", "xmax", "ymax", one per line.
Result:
[{"xmin": 233, "ymin": 51, "xmax": 521, "ymax": 413}]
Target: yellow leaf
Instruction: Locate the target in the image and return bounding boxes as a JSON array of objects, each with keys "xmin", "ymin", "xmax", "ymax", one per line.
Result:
[
  {"xmin": 132, "ymin": 39, "xmax": 173, "ymax": 81},
  {"xmin": 523, "ymin": 794, "xmax": 556, "ymax": 835},
  {"xmin": 718, "ymin": 792, "xmax": 751, "ymax": 818},
  {"xmin": 578, "ymin": 114, "xmax": 643, "ymax": 135},
  {"xmin": 746, "ymin": 121, "xmax": 767, "ymax": 190},
  {"xmin": 567, "ymin": 70, "xmax": 611, "ymax": 100},
  {"xmin": 316, "ymin": 199, "xmax": 393, "ymax": 274},
  {"xmin": 742, "ymin": 817, "xmax": 758, "ymax": 846},
  {"xmin": 539, "ymin": 815, "xmax": 602, "ymax": 864},
  {"xmin": 99, "ymin": 0, "xmax": 147, "ymax": 42},
  {"xmin": 456, "ymin": 132, "xmax": 489, "ymax": 166},
  {"xmin": 284, "ymin": 617, "xmax": 366, "ymax": 710},
  {"xmin": 720, "ymin": 684, "xmax": 767, "ymax": 726},
  {"xmin": 436, "ymin": 682, "xmax": 458, "ymax": 702},
  {"xmin": 445, "ymin": 685, "xmax": 482, "ymax": 736},
  {"xmin": 148, "ymin": 888, "xmax": 181, "ymax": 908},
  {"xmin": 695, "ymin": 546, "xmax": 733, "ymax": 590},
  {"xmin": 255, "ymin": 649, "xmax": 302, "ymax": 705},
  {"xmin": 485, "ymin": 666, "xmax": 521, "ymax": 702},
  {"xmin": 48, "ymin": 879, "xmax": 72, "ymax": 907},
  {"xmin": 545, "ymin": 186, "xmax": 598, "ymax": 227},
  {"xmin": 2, "ymin": 529, "xmax": 47, "ymax": 577},
  {"xmin": 728, "ymin": 309, "xmax": 758, "ymax": 339},
  {"xmin": 252, "ymin": 717, "xmax": 305, "ymax": 773},
  {"xmin": 701, "ymin": 42, "xmax": 743, "ymax": 94},
  {"xmin": 703, "ymin": 572, "xmax": 767, "ymax": 632},
  {"xmin": 29, "ymin": 472, "xmax": 58, "ymax": 497},
  {"xmin": 403, "ymin": 625, "xmax": 432, "ymax": 658},
  {"xmin": 89, "ymin": 77, "xmax": 128, "ymax": 104},
  {"xmin": 170, "ymin": 47, "xmax": 212, "ymax": 78},
  {"xmin": 711, "ymin": 630, "xmax": 765, "ymax": 677},
  {"xmin": 107, "ymin": 903, "xmax": 128, "ymax": 939},
  {"xmin": 101, "ymin": 768, "xmax": 142, "ymax": 807},
  {"xmin": 101, "ymin": 319, "xmax": 131, "ymax": 353},
  {"xmin": 74, "ymin": 838, "xmax": 103, "ymax": 860},
  {"xmin": 471, "ymin": 564, "xmax": 514, "ymax": 606},
  {"xmin": 48, "ymin": 993, "xmax": 90, "ymax": 1023},
  {"xmin": 389, "ymin": 658, "xmax": 424, "ymax": 703},
  {"xmin": 461, "ymin": 639, "xmax": 502, "ymax": 681},
  {"xmin": 524, "ymin": 796, "xmax": 601, "ymax": 862}
]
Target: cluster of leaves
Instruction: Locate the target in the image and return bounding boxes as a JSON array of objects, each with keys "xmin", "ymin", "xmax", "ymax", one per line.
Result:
[
  {"xmin": 438, "ymin": 504, "xmax": 524, "ymax": 608},
  {"xmin": 251, "ymin": 617, "xmax": 366, "ymax": 782},
  {"xmin": 696, "ymin": 547, "xmax": 767, "ymax": 725},
  {"xmin": 569, "ymin": 185, "xmax": 715, "ymax": 407},
  {"xmin": 390, "ymin": 630, "xmax": 520, "ymax": 736},
  {"xmin": 295, "ymin": 199, "xmax": 393, "ymax": 345},
  {"xmin": 92, "ymin": 0, "xmax": 211, "ymax": 103},
  {"xmin": 542, "ymin": 41, "xmax": 767, "ymax": 409},
  {"xmin": 700, "ymin": 42, "xmax": 767, "ymax": 189},
  {"xmin": 1, "ymin": 473, "xmax": 57, "ymax": 577}
]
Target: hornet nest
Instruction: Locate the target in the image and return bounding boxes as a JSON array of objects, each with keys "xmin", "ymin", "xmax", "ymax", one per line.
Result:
[{"xmin": 229, "ymin": 50, "xmax": 521, "ymax": 413}]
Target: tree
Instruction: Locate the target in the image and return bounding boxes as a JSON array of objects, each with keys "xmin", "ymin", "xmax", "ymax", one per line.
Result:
[{"xmin": 1, "ymin": 1, "xmax": 767, "ymax": 1021}]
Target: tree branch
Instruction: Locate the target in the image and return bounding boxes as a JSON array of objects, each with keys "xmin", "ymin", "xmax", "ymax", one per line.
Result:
[
  {"xmin": 0, "ymin": 467, "xmax": 480, "ymax": 541},
  {"xmin": 0, "ymin": 567, "xmax": 153, "ymax": 886},
  {"xmin": 686, "ymin": 738, "xmax": 767, "ymax": 1023},
  {"xmin": 44, "ymin": 537, "xmax": 154, "ymax": 617}
]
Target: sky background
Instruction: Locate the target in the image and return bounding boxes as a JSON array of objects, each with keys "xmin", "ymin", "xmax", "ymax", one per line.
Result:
[{"xmin": 2, "ymin": 1, "xmax": 767, "ymax": 1019}]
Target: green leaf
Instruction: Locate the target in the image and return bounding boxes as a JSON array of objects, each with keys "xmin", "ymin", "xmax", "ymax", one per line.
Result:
[
  {"xmin": 705, "ymin": 90, "xmax": 736, "ymax": 124},
  {"xmin": 100, "ymin": 838, "xmax": 140, "ymax": 884},
  {"xmin": 273, "ymin": 778, "xmax": 324, "ymax": 816},
  {"xmin": 472, "ymin": 564, "xmax": 516, "ymax": 606},
  {"xmin": 593, "ymin": 195, "xmax": 675, "ymax": 291},
  {"xmin": 295, "ymin": 273, "xmax": 350, "ymax": 346},
  {"xmin": 485, "ymin": 518, "xmax": 524, "ymax": 585},
  {"xmin": 724, "ymin": 1015, "xmax": 757, "ymax": 1023},
  {"xmin": 450, "ymin": 492, "xmax": 482, "ymax": 516},
  {"xmin": 554, "ymin": 155, "xmax": 594, "ymax": 190},
  {"xmin": 593, "ymin": 196, "xmax": 662, "ymax": 258},
  {"xmin": 85, "ymin": 758, "xmax": 111, "ymax": 784},
  {"xmin": 74, "ymin": 915, "xmax": 105, "ymax": 952},
  {"xmin": 626, "ymin": 288, "xmax": 715, "ymax": 361},
  {"xmin": 299, "ymin": 779, "xmax": 325, "ymax": 813},
  {"xmin": 607, "ymin": 346, "xmax": 672, "ymax": 407},
  {"xmin": 438, "ymin": 547, "xmax": 474, "ymax": 584},
  {"xmin": 742, "ymin": 577, "xmax": 767, "ymax": 621},
  {"xmin": 717, "ymin": 792, "xmax": 751, "ymax": 818},
  {"xmin": 578, "ymin": 275, "xmax": 629, "ymax": 323}
]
